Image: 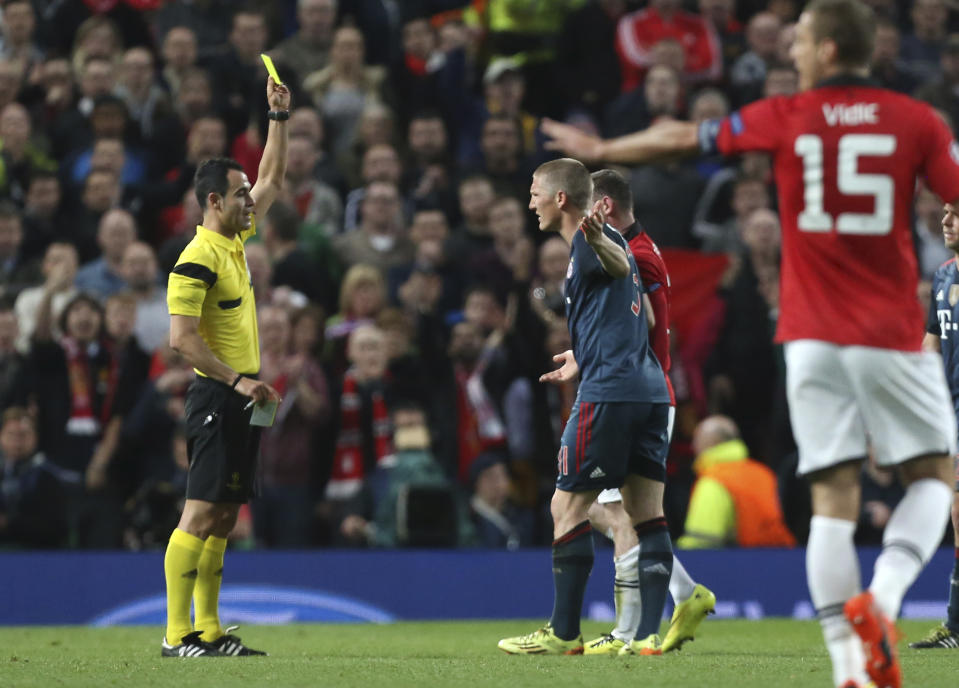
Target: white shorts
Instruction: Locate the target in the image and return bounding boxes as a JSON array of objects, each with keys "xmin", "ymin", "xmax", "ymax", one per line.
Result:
[
  {"xmin": 785, "ymin": 340, "xmax": 957, "ymax": 476},
  {"xmin": 597, "ymin": 405, "xmax": 676, "ymax": 504}
]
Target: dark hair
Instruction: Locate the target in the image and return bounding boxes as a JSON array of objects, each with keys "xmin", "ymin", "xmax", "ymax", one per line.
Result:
[
  {"xmin": 2, "ymin": 406, "xmax": 35, "ymax": 430},
  {"xmin": 0, "ymin": 200, "xmax": 21, "ymax": 222},
  {"xmin": 808, "ymin": 0, "xmax": 876, "ymax": 68},
  {"xmin": 28, "ymin": 169, "xmax": 59, "ymax": 186},
  {"xmin": 59, "ymin": 293, "xmax": 105, "ymax": 338},
  {"xmin": 266, "ymin": 201, "xmax": 301, "ymax": 242},
  {"xmin": 409, "ymin": 109, "xmax": 445, "ymax": 125},
  {"xmin": 590, "ymin": 169, "xmax": 633, "ymax": 211},
  {"xmin": 194, "ymin": 157, "xmax": 244, "ymax": 209}
]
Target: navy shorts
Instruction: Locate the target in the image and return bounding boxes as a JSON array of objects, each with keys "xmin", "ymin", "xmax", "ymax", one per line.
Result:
[{"xmin": 555, "ymin": 401, "xmax": 670, "ymax": 493}]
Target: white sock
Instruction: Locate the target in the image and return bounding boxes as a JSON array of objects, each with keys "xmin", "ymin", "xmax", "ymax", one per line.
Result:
[
  {"xmin": 808, "ymin": 515, "xmax": 867, "ymax": 687},
  {"xmin": 612, "ymin": 545, "xmax": 640, "ymax": 642},
  {"xmin": 669, "ymin": 555, "xmax": 697, "ymax": 605},
  {"xmin": 870, "ymin": 478, "xmax": 953, "ymax": 620}
]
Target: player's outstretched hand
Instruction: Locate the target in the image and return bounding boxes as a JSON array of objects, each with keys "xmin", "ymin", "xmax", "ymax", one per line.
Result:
[
  {"xmin": 266, "ymin": 76, "xmax": 291, "ymax": 111},
  {"xmin": 580, "ymin": 199, "xmax": 606, "ymax": 244},
  {"xmin": 541, "ymin": 118, "xmax": 604, "ymax": 163},
  {"xmin": 540, "ymin": 349, "xmax": 579, "ymax": 384}
]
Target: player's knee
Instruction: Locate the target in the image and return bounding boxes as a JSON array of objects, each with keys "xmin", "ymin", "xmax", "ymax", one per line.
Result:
[
  {"xmin": 586, "ymin": 501, "xmax": 606, "ymax": 530},
  {"xmin": 951, "ymin": 493, "xmax": 959, "ymax": 531}
]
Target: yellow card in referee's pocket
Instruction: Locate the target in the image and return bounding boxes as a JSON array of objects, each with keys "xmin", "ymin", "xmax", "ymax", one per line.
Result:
[{"xmin": 260, "ymin": 54, "xmax": 283, "ymax": 85}]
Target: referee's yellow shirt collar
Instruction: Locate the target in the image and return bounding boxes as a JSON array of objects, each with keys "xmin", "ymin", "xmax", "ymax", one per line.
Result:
[{"xmin": 196, "ymin": 224, "xmax": 242, "ymax": 251}]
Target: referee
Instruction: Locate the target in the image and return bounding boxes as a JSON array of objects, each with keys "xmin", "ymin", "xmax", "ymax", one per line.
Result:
[{"xmin": 160, "ymin": 76, "xmax": 290, "ymax": 658}]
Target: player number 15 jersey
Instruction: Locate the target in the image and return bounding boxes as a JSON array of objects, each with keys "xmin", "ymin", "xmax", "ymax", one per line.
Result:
[{"xmin": 701, "ymin": 75, "xmax": 959, "ymax": 351}]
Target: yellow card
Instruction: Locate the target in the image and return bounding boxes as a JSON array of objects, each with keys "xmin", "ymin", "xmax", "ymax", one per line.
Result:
[{"xmin": 260, "ymin": 53, "xmax": 283, "ymax": 85}]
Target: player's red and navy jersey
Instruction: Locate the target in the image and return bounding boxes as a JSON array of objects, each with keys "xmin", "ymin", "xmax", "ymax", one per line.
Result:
[
  {"xmin": 622, "ymin": 222, "xmax": 676, "ymax": 406},
  {"xmin": 566, "ymin": 224, "xmax": 670, "ymax": 404},
  {"xmin": 699, "ymin": 75, "xmax": 959, "ymax": 351},
  {"xmin": 928, "ymin": 259, "xmax": 959, "ymax": 411}
]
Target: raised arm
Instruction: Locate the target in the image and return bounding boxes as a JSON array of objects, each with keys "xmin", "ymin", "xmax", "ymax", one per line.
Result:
[
  {"xmin": 542, "ymin": 118, "xmax": 700, "ymax": 165},
  {"xmin": 250, "ymin": 77, "xmax": 291, "ymax": 219}
]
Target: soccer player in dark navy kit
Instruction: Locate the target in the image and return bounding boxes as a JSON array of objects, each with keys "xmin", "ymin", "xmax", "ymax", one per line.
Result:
[
  {"xmin": 914, "ymin": 202, "xmax": 959, "ymax": 649},
  {"xmin": 498, "ymin": 158, "xmax": 673, "ymax": 656}
]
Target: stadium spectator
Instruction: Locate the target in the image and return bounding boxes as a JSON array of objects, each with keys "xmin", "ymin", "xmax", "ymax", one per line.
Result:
[
  {"xmin": 269, "ymin": 0, "xmax": 338, "ymax": 82},
  {"xmin": 253, "ymin": 305, "xmax": 331, "ymax": 548},
  {"xmin": 468, "ymin": 450, "xmax": 535, "ymax": 549},
  {"xmin": 29, "ymin": 292, "xmax": 129, "ymax": 548},
  {"xmin": 159, "ymin": 26, "xmax": 199, "ymax": 99},
  {"xmin": 304, "ymin": 26, "xmax": 390, "ymax": 156},
  {"xmin": 0, "ymin": 406, "xmax": 67, "ymax": 548},
  {"xmin": 116, "ymin": 47, "xmax": 170, "ymax": 142},
  {"xmin": 0, "ymin": 102, "xmax": 56, "ymax": 204},
  {"xmin": 556, "ymin": 0, "xmax": 626, "ymax": 122},
  {"xmin": 333, "ymin": 181, "xmax": 414, "ymax": 274},
  {"xmin": 325, "ymin": 323, "xmax": 393, "ymax": 506},
  {"xmin": 900, "ymin": 0, "xmax": 947, "ymax": 86},
  {"xmin": 206, "ymin": 6, "xmax": 271, "ymax": 139},
  {"xmin": 528, "ymin": 237, "xmax": 569, "ymax": 327},
  {"xmin": 403, "ymin": 111, "xmax": 456, "ymax": 219},
  {"xmin": 605, "ymin": 62, "xmax": 684, "ymax": 140},
  {"xmin": 447, "ymin": 175, "xmax": 495, "ymax": 268},
  {"xmin": 615, "ymin": 0, "xmax": 722, "ymax": 90},
  {"xmin": 677, "ymin": 415, "xmax": 795, "ymax": 548},
  {"xmin": 288, "ymin": 105, "xmax": 346, "ymax": 195},
  {"xmin": 120, "ymin": 242, "xmax": 169, "ymax": 353},
  {"xmin": 707, "ymin": 207, "xmax": 783, "ymax": 461},
  {"xmin": 50, "ymin": 55, "xmax": 116, "ymax": 159},
  {"xmin": 0, "ymin": 301, "xmax": 28, "ymax": 412},
  {"xmin": 698, "ymin": 0, "xmax": 746, "ymax": 72},
  {"xmin": 263, "ymin": 201, "xmax": 332, "ymax": 310},
  {"xmin": 20, "ymin": 171, "xmax": 64, "ymax": 264},
  {"xmin": 471, "ymin": 114, "xmax": 531, "ymax": 201},
  {"xmin": 0, "ymin": 202, "xmax": 39, "ymax": 301},
  {"xmin": 15, "ymin": 242, "xmax": 78, "ymax": 351},
  {"xmin": 871, "ymin": 17, "xmax": 916, "ymax": 94},
  {"xmin": 343, "ymin": 143, "xmax": 405, "ymax": 232},
  {"xmin": 0, "ymin": 1, "xmax": 43, "ymax": 75},
  {"xmin": 339, "ymin": 401, "xmax": 474, "ymax": 548},
  {"xmin": 915, "ymin": 35, "xmax": 959, "ymax": 137},
  {"xmin": 284, "ymin": 136, "xmax": 343, "ymax": 232},
  {"xmin": 74, "ymin": 208, "xmax": 137, "ymax": 300},
  {"xmin": 729, "ymin": 12, "xmax": 782, "ymax": 105},
  {"xmin": 325, "ymin": 263, "xmax": 388, "ymax": 378}
]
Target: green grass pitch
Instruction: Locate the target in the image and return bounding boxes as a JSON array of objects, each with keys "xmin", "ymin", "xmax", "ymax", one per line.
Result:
[{"xmin": 2, "ymin": 619, "xmax": 958, "ymax": 687}]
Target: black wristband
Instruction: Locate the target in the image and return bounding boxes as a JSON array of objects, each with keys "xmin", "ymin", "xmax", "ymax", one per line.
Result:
[
  {"xmin": 267, "ymin": 110, "xmax": 290, "ymax": 121},
  {"xmin": 231, "ymin": 374, "xmax": 243, "ymax": 390}
]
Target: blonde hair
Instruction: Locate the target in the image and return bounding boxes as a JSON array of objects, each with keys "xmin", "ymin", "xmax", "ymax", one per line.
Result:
[
  {"xmin": 534, "ymin": 158, "xmax": 593, "ymax": 212},
  {"xmin": 339, "ymin": 263, "xmax": 386, "ymax": 316}
]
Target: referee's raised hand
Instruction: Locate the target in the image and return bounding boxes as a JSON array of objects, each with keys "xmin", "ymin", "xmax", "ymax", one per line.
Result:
[
  {"xmin": 266, "ymin": 76, "xmax": 291, "ymax": 111},
  {"xmin": 235, "ymin": 375, "xmax": 281, "ymax": 404}
]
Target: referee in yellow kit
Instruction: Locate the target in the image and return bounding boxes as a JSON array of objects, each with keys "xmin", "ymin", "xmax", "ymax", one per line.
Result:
[{"xmin": 161, "ymin": 76, "xmax": 290, "ymax": 658}]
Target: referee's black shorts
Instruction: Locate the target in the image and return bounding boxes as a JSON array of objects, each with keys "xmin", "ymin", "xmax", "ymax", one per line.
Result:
[{"xmin": 183, "ymin": 375, "xmax": 262, "ymax": 503}]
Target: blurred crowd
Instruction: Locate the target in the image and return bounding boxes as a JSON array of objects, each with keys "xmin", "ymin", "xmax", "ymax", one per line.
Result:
[{"xmin": 0, "ymin": 0, "xmax": 948, "ymax": 551}]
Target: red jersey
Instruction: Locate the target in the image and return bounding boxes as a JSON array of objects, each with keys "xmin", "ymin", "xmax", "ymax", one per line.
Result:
[
  {"xmin": 702, "ymin": 75, "xmax": 959, "ymax": 351},
  {"xmin": 623, "ymin": 223, "xmax": 676, "ymax": 405},
  {"xmin": 616, "ymin": 7, "xmax": 722, "ymax": 91}
]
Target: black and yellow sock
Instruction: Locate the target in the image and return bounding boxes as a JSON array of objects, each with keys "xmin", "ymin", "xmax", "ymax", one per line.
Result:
[
  {"xmin": 548, "ymin": 521, "xmax": 594, "ymax": 641},
  {"xmin": 195, "ymin": 535, "xmax": 228, "ymax": 642},
  {"xmin": 164, "ymin": 528, "xmax": 205, "ymax": 644}
]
